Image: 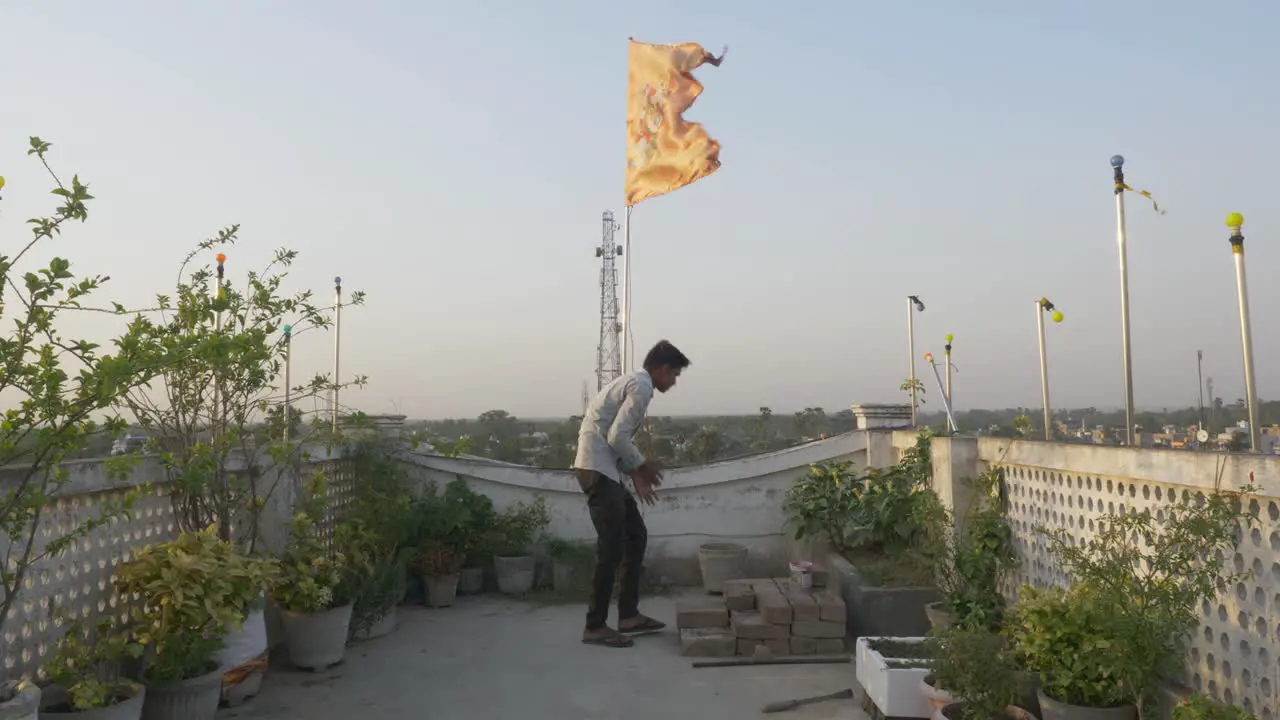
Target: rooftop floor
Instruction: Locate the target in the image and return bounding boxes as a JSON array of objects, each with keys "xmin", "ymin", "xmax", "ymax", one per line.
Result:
[{"xmin": 220, "ymin": 590, "xmax": 868, "ymax": 720}]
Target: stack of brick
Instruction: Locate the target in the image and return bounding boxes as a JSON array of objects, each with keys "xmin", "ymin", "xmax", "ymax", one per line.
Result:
[{"xmin": 677, "ymin": 572, "xmax": 847, "ymax": 658}]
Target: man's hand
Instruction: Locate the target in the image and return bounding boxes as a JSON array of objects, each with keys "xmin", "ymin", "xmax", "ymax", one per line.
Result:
[{"xmin": 632, "ymin": 462, "xmax": 662, "ymax": 506}]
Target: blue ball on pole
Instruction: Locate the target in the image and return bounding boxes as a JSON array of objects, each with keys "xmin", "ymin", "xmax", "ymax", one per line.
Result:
[{"xmin": 1110, "ymin": 154, "xmax": 1125, "ymax": 168}]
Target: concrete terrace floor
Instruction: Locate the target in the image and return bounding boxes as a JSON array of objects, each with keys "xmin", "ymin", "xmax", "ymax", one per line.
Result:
[{"xmin": 219, "ymin": 590, "xmax": 870, "ymax": 720}]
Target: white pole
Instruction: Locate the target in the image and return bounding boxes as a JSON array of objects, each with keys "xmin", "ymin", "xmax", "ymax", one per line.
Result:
[
  {"xmin": 1111, "ymin": 155, "xmax": 1136, "ymax": 445},
  {"xmin": 1226, "ymin": 213, "xmax": 1261, "ymax": 452},
  {"xmin": 1036, "ymin": 300, "xmax": 1051, "ymax": 441},
  {"xmin": 944, "ymin": 333, "xmax": 953, "ymax": 408},
  {"xmin": 332, "ymin": 276, "xmax": 342, "ymax": 434},
  {"xmin": 282, "ymin": 325, "xmax": 292, "ymax": 444},
  {"xmin": 907, "ymin": 298, "xmax": 917, "ymax": 426},
  {"xmin": 924, "ymin": 354, "xmax": 958, "ymax": 432},
  {"xmin": 620, "ymin": 206, "xmax": 633, "ymax": 371}
]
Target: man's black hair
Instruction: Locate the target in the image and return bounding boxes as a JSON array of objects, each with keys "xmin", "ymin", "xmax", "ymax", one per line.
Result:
[{"xmin": 642, "ymin": 340, "xmax": 690, "ymax": 371}]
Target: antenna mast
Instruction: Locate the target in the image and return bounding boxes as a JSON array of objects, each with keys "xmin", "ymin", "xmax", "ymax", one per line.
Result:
[{"xmin": 595, "ymin": 211, "xmax": 623, "ymax": 391}]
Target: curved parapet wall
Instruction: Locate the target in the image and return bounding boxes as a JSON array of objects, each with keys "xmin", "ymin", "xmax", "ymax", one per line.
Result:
[{"xmin": 395, "ymin": 432, "xmax": 871, "ymax": 585}]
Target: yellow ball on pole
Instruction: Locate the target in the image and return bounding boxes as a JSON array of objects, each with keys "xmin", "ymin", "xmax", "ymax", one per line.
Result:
[
  {"xmin": 1225, "ymin": 212, "xmax": 1244, "ymax": 229},
  {"xmin": 1052, "ymin": 310, "xmax": 1064, "ymax": 323}
]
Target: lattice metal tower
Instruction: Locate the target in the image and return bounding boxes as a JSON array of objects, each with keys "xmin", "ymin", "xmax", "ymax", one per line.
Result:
[{"xmin": 595, "ymin": 211, "xmax": 623, "ymax": 391}]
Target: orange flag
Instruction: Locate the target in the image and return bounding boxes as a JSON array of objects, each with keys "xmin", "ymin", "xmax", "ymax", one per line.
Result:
[{"xmin": 625, "ymin": 38, "xmax": 725, "ymax": 206}]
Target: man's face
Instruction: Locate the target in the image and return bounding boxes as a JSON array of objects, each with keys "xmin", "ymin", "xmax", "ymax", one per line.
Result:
[{"xmin": 652, "ymin": 365, "xmax": 682, "ymax": 393}]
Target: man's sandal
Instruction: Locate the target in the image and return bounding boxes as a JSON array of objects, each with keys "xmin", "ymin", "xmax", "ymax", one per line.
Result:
[
  {"xmin": 619, "ymin": 615, "xmax": 666, "ymax": 634},
  {"xmin": 582, "ymin": 629, "xmax": 634, "ymax": 648}
]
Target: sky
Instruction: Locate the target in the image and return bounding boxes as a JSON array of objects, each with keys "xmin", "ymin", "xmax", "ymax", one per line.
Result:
[{"xmin": 3, "ymin": 1, "xmax": 1280, "ymax": 420}]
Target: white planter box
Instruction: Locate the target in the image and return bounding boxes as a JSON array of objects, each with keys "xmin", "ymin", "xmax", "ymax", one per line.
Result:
[{"xmin": 855, "ymin": 636, "xmax": 933, "ymax": 719}]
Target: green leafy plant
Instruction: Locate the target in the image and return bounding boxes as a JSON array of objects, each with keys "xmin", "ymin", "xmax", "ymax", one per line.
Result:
[
  {"xmin": 415, "ymin": 541, "xmax": 464, "ymax": 577},
  {"xmin": 343, "ymin": 439, "xmax": 418, "ymax": 634},
  {"xmin": 783, "ymin": 433, "xmax": 945, "ymax": 585},
  {"xmin": 113, "ymin": 528, "xmax": 276, "ymax": 684},
  {"xmin": 441, "ymin": 477, "xmax": 498, "ymax": 566},
  {"xmin": 931, "ymin": 626, "xmax": 1019, "ymax": 720},
  {"xmin": 116, "ymin": 235, "xmax": 367, "ymax": 549},
  {"xmin": 1173, "ymin": 693, "xmax": 1256, "ymax": 720},
  {"xmin": 486, "ymin": 495, "xmax": 551, "ymax": 557},
  {"xmin": 0, "ymin": 137, "xmax": 163, "ymax": 641},
  {"xmin": 1010, "ymin": 478, "xmax": 1252, "ymax": 710},
  {"xmin": 546, "ymin": 536, "xmax": 595, "ymax": 565},
  {"xmin": 930, "ymin": 466, "xmax": 1017, "ymax": 629},
  {"xmin": 42, "ymin": 617, "xmax": 143, "ymax": 710},
  {"xmin": 272, "ymin": 475, "xmax": 353, "ymax": 614}
]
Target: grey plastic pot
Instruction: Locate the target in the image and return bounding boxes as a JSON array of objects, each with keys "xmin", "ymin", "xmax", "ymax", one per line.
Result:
[
  {"xmin": 0, "ymin": 682, "xmax": 40, "ymax": 720},
  {"xmin": 697, "ymin": 542, "xmax": 747, "ymax": 593},
  {"xmin": 924, "ymin": 601, "xmax": 954, "ymax": 630},
  {"xmin": 494, "ymin": 556, "xmax": 535, "ymax": 595},
  {"xmin": 142, "ymin": 666, "xmax": 222, "ymax": 720},
  {"xmin": 1038, "ymin": 690, "xmax": 1137, "ymax": 720},
  {"xmin": 457, "ymin": 567, "xmax": 484, "ymax": 595},
  {"xmin": 425, "ymin": 574, "xmax": 460, "ymax": 607},
  {"xmin": 39, "ymin": 683, "xmax": 145, "ymax": 720},
  {"xmin": 279, "ymin": 603, "xmax": 354, "ymax": 671}
]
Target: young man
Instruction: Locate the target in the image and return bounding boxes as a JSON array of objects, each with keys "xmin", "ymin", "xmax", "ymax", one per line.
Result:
[{"xmin": 573, "ymin": 339, "xmax": 690, "ymax": 648}]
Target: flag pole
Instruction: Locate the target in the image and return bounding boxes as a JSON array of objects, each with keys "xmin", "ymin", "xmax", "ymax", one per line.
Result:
[
  {"xmin": 621, "ymin": 205, "xmax": 633, "ymax": 371},
  {"xmin": 332, "ymin": 276, "xmax": 342, "ymax": 434},
  {"xmin": 1111, "ymin": 154, "xmax": 1136, "ymax": 446},
  {"xmin": 1225, "ymin": 213, "xmax": 1260, "ymax": 452}
]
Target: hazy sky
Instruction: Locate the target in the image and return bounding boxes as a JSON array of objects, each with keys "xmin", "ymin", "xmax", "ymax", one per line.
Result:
[{"xmin": 3, "ymin": 1, "xmax": 1279, "ymax": 420}]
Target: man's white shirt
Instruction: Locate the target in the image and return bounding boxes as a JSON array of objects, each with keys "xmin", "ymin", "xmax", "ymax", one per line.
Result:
[{"xmin": 573, "ymin": 370, "xmax": 653, "ymax": 488}]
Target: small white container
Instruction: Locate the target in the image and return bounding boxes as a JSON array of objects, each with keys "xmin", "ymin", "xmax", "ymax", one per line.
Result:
[
  {"xmin": 855, "ymin": 636, "xmax": 933, "ymax": 719},
  {"xmin": 788, "ymin": 560, "xmax": 814, "ymax": 591}
]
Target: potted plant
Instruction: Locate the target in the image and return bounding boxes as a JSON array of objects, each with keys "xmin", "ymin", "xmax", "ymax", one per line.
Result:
[
  {"xmin": 416, "ymin": 541, "xmax": 464, "ymax": 607},
  {"xmin": 1009, "ymin": 480, "xmax": 1249, "ymax": 720},
  {"xmin": 926, "ymin": 467, "xmax": 1017, "ymax": 631},
  {"xmin": 0, "ymin": 681, "xmax": 39, "ymax": 720},
  {"xmin": 926, "ymin": 626, "xmax": 1029, "ymax": 720},
  {"xmin": 272, "ymin": 504, "xmax": 358, "ymax": 671},
  {"xmin": 113, "ymin": 529, "xmax": 275, "ymax": 720},
  {"xmin": 442, "ymin": 478, "xmax": 497, "ymax": 595},
  {"xmin": 488, "ymin": 496, "xmax": 551, "ymax": 595},
  {"xmin": 38, "ymin": 618, "xmax": 146, "ymax": 720},
  {"xmin": 339, "ymin": 518, "xmax": 412, "ymax": 640},
  {"xmin": 545, "ymin": 537, "xmax": 595, "ymax": 591},
  {"xmin": 1173, "ymin": 694, "xmax": 1256, "ymax": 720}
]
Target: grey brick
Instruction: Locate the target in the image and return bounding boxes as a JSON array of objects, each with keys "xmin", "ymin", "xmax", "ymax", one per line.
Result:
[{"xmin": 680, "ymin": 627, "xmax": 736, "ymax": 657}]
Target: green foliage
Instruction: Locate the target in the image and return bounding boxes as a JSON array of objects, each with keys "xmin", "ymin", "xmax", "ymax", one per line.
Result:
[
  {"xmin": 931, "ymin": 467, "xmax": 1017, "ymax": 629},
  {"xmin": 1009, "ymin": 480, "xmax": 1252, "ymax": 709},
  {"xmin": 0, "ymin": 137, "xmax": 170, "ymax": 640},
  {"xmin": 931, "ymin": 626, "xmax": 1018, "ymax": 720},
  {"xmin": 113, "ymin": 528, "xmax": 276, "ymax": 683},
  {"xmin": 784, "ymin": 433, "xmax": 945, "ymax": 566},
  {"xmin": 431, "ymin": 436, "xmax": 472, "ymax": 458},
  {"xmin": 545, "ymin": 536, "xmax": 595, "ymax": 564},
  {"xmin": 1173, "ymin": 693, "xmax": 1256, "ymax": 720},
  {"xmin": 116, "ymin": 231, "xmax": 366, "ymax": 548},
  {"xmin": 42, "ymin": 617, "xmax": 143, "ymax": 710},
  {"xmin": 343, "ymin": 439, "xmax": 417, "ymax": 633},
  {"xmin": 487, "ymin": 495, "xmax": 551, "ymax": 557},
  {"xmin": 272, "ymin": 475, "xmax": 352, "ymax": 613},
  {"xmin": 411, "ymin": 476, "xmax": 498, "ymax": 568}
]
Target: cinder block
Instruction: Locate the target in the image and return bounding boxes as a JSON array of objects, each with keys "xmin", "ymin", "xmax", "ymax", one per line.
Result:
[
  {"xmin": 737, "ymin": 638, "xmax": 790, "ymax": 656},
  {"xmin": 781, "ymin": 587, "xmax": 819, "ymax": 622},
  {"xmin": 816, "ymin": 638, "xmax": 846, "ymax": 654},
  {"xmin": 676, "ymin": 598, "xmax": 729, "ymax": 629},
  {"xmin": 816, "ymin": 592, "xmax": 845, "ymax": 623},
  {"xmin": 810, "ymin": 565, "xmax": 829, "ymax": 588},
  {"xmin": 789, "ymin": 636, "xmax": 818, "ymax": 655},
  {"xmin": 756, "ymin": 586, "xmax": 793, "ymax": 625},
  {"xmin": 680, "ymin": 627, "xmax": 736, "ymax": 657},
  {"xmin": 791, "ymin": 620, "xmax": 845, "ymax": 639},
  {"xmin": 723, "ymin": 579, "xmax": 756, "ymax": 612},
  {"xmin": 731, "ymin": 611, "xmax": 789, "ymax": 640}
]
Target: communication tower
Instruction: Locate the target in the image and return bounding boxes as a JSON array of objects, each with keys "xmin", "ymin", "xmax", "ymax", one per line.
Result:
[{"xmin": 595, "ymin": 211, "xmax": 623, "ymax": 391}]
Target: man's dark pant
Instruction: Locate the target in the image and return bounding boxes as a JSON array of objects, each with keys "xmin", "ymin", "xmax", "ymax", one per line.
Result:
[{"xmin": 577, "ymin": 471, "xmax": 647, "ymax": 630}]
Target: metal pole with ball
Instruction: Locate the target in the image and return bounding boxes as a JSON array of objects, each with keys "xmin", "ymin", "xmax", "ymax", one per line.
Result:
[
  {"xmin": 1111, "ymin": 155, "xmax": 1137, "ymax": 446},
  {"xmin": 944, "ymin": 333, "xmax": 954, "ymax": 408},
  {"xmin": 1036, "ymin": 298, "xmax": 1064, "ymax": 441},
  {"xmin": 906, "ymin": 296, "xmax": 925, "ymax": 426},
  {"xmin": 1226, "ymin": 213, "xmax": 1261, "ymax": 452}
]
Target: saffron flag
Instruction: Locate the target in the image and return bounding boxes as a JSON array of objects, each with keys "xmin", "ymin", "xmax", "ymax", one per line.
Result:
[{"xmin": 625, "ymin": 38, "xmax": 725, "ymax": 206}]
